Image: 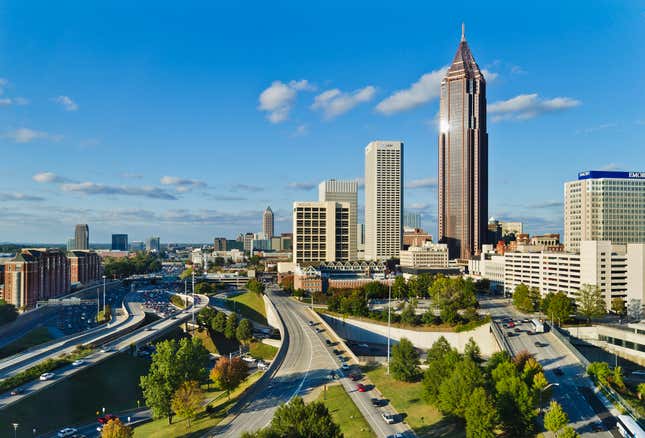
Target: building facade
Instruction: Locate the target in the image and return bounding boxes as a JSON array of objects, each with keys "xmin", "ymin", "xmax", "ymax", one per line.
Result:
[
  {"xmin": 68, "ymin": 250, "xmax": 102, "ymax": 284},
  {"xmin": 74, "ymin": 224, "xmax": 89, "ymax": 250},
  {"xmin": 365, "ymin": 141, "xmax": 403, "ymax": 261},
  {"xmin": 292, "ymin": 201, "xmax": 351, "ymax": 264},
  {"xmin": 111, "ymin": 234, "xmax": 128, "ymax": 251},
  {"xmin": 319, "ymin": 179, "xmax": 358, "ymax": 260},
  {"xmin": 263, "ymin": 206, "xmax": 275, "ymax": 239},
  {"xmin": 146, "ymin": 236, "xmax": 161, "ymax": 252},
  {"xmin": 400, "ymin": 242, "xmax": 449, "ymax": 269},
  {"xmin": 3, "ymin": 249, "xmax": 70, "ymax": 308},
  {"xmin": 213, "ymin": 237, "xmax": 227, "ymax": 251},
  {"xmin": 564, "ymin": 170, "xmax": 645, "ymax": 253},
  {"xmin": 438, "ymin": 26, "xmax": 488, "ymax": 260},
  {"xmin": 403, "ymin": 211, "xmax": 422, "ymax": 229},
  {"xmin": 403, "ymin": 228, "xmax": 433, "ymax": 248}
]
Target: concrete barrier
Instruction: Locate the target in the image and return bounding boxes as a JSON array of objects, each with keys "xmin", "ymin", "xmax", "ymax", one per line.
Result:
[
  {"xmin": 308, "ymin": 309, "xmax": 361, "ymax": 365},
  {"xmin": 263, "ymin": 295, "xmax": 281, "ymax": 330}
]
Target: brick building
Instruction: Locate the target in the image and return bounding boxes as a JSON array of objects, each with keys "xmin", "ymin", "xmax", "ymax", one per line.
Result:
[
  {"xmin": 3, "ymin": 248, "xmax": 70, "ymax": 309},
  {"xmin": 67, "ymin": 250, "xmax": 102, "ymax": 285}
]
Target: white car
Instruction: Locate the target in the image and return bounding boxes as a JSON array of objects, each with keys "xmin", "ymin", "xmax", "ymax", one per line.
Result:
[
  {"xmin": 57, "ymin": 427, "xmax": 77, "ymax": 437},
  {"xmin": 39, "ymin": 372, "xmax": 55, "ymax": 381},
  {"xmin": 72, "ymin": 359, "xmax": 85, "ymax": 367},
  {"xmin": 341, "ymin": 363, "xmax": 350, "ymax": 371},
  {"xmin": 381, "ymin": 413, "xmax": 396, "ymax": 424}
]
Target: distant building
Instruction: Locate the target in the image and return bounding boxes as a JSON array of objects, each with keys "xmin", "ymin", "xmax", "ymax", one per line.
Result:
[
  {"xmin": 213, "ymin": 237, "xmax": 227, "ymax": 251},
  {"xmin": 146, "ymin": 237, "xmax": 161, "ymax": 253},
  {"xmin": 293, "ymin": 201, "xmax": 351, "ymax": 264},
  {"xmin": 468, "ymin": 244, "xmax": 505, "ymax": 292},
  {"xmin": 130, "ymin": 241, "xmax": 145, "ymax": 251},
  {"xmin": 501, "ymin": 221, "xmax": 523, "ymax": 236},
  {"xmin": 565, "ymin": 170, "xmax": 645, "ymax": 252},
  {"xmin": 74, "ymin": 224, "xmax": 89, "ymax": 250},
  {"xmin": 365, "ymin": 141, "xmax": 403, "ymax": 261},
  {"xmin": 111, "ymin": 234, "xmax": 128, "ymax": 251},
  {"xmin": 400, "ymin": 242, "xmax": 449, "ymax": 269},
  {"xmin": 487, "ymin": 218, "xmax": 502, "ymax": 245},
  {"xmin": 293, "ymin": 260, "xmax": 388, "ymax": 293},
  {"xmin": 226, "ymin": 239, "xmax": 244, "ymax": 251},
  {"xmin": 403, "ymin": 211, "xmax": 422, "ymax": 229},
  {"xmin": 263, "ymin": 206, "xmax": 275, "ymax": 239},
  {"xmin": 243, "ymin": 233, "xmax": 254, "ymax": 252},
  {"xmin": 403, "ymin": 228, "xmax": 432, "ymax": 249},
  {"xmin": 3, "ymin": 248, "xmax": 70, "ymax": 308},
  {"xmin": 319, "ymin": 180, "xmax": 359, "ymax": 260},
  {"xmin": 67, "ymin": 250, "xmax": 102, "ymax": 284},
  {"xmin": 66, "ymin": 238, "xmax": 75, "ymax": 251},
  {"xmin": 357, "ymin": 223, "xmax": 365, "ymax": 259},
  {"xmin": 252, "ymin": 239, "xmax": 272, "ymax": 251}
]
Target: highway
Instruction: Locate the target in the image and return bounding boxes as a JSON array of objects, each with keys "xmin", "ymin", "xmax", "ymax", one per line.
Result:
[
  {"xmin": 0, "ymin": 293, "xmax": 207, "ymax": 411},
  {"xmin": 208, "ymin": 290, "xmax": 409, "ymax": 437},
  {"xmin": 480, "ymin": 297, "xmax": 620, "ymax": 438}
]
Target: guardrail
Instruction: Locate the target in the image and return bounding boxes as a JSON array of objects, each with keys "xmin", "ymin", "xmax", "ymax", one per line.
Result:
[{"xmin": 490, "ymin": 321, "xmax": 515, "ymax": 356}]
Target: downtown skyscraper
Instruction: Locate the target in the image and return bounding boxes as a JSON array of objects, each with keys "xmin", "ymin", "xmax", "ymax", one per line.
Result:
[
  {"xmin": 319, "ymin": 179, "xmax": 358, "ymax": 260},
  {"xmin": 74, "ymin": 224, "xmax": 90, "ymax": 250},
  {"xmin": 263, "ymin": 206, "xmax": 274, "ymax": 239},
  {"xmin": 438, "ymin": 25, "xmax": 488, "ymax": 260}
]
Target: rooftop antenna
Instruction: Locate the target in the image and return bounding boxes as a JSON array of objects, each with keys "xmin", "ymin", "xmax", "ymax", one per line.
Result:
[{"xmin": 461, "ymin": 22, "xmax": 466, "ymax": 42}]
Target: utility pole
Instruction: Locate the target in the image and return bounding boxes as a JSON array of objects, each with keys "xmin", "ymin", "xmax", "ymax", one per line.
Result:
[
  {"xmin": 191, "ymin": 270, "xmax": 196, "ymax": 328},
  {"xmin": 102, "ymin": 275, "xmax": 107, "ymax": 313},
  {"xmin": 387, "ymin": 276, "xmax": 391, "ymax": 375}
]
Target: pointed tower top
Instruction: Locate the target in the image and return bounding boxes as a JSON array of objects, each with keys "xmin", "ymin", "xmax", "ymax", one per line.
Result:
[{"xmin": 461, "ymin": 22, "xmax": 465, "ymax": 42}]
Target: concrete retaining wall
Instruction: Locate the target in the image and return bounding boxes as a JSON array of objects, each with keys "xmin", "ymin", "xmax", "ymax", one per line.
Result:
[
  {"xmin": 320, "ymin": 313, "xmax": 500, "ymax": 357},
  {"xmin": 263, "ymin": 295, "xmax": 281, "ymax": 330}
]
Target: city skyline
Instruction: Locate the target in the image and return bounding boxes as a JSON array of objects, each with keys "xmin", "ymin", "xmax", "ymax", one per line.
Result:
[{"xmin": 0, "ymin": 2, "xmax": 643, "ymax": 243}]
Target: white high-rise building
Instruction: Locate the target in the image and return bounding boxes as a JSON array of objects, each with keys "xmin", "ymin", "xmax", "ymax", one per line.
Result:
[
  {"xmin": 319, "ymin": 180, "xmax": 358, "ymax": 260},
  {"xmin": 565, "ymin": 170, "xmax": 645, "ymax": 253},
  {"xmin": 293, "ymin": 201, "xmax": 351, "ymax": 264},
  {"xmin": 365, "ymin": 141, "xmax": 403, "ymax": 261}
]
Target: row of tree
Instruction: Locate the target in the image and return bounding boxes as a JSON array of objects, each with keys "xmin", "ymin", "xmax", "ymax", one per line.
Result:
[
  {"xmin": 197, "ymin": 306, "xmax": 253, "ymax": 344},
  {"xmin": 513, "ymin": 283, "xmax": 609, "ymax": 323},
  {"xmin": 103, "ymin": 252, "xmax": 162, "ymax": 278}
]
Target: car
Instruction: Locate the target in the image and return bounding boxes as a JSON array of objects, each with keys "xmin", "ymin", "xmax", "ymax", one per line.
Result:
[
  {"xmin": 508, "ymin": 322, "xmax": 515, "ymax": 328},
  {"xmin": 10, "ymin": 388, "xmax": 23, "ymax": 396},
  {"xmin": 308, "ymin": 320, "xmax": 314, "ymax": 326},
  {"xmin": 349, "ymin": 372, "xmax": 362, "ymax": 381},
  {"xmin": 341, "ymin": 363, "xmax": 350, "ymax": 371},
  {"xmin": 553, "ymin": 367, "xmax": 564, "ymax": 376},
  {"xmin": 98, "ymin": 414, "xmax": 118, "ymax": 425},
  {"xmin": 40, "ymin": 372, "xmax": 55, "ymax": 381},
  {"xmin": 358, "ymin": 343, "xmax": 369, "ymax": 348},
  {"xmin": 57, "ymin": 428, "xmax": 78, "ymax": 437},
  {"xmin": 333, "ymin": 349, "xmax": 341, "ymax": 355},
  {"xmin": 381, "ymin": 413, "xmax": 396, "ymax": 424},
  {"xmin": 514, "ymin": 327, "xmax": 521, "ymax": 332},
  {"xmin": 526, "ymin": 330, "xmax": 534, "ymax": 335},
  {"xmin": 370, "ymin": 398, "xmax": 381, "ymax": 406},
  {"xmin": 315, "ymin": 328, "xmax": 323, "ymax": 333},
  {"xmin": 325, "ymin": 339, "xmax": 332, "ymax": 346},
  {"xmin": 257, "ymin": 361, "xmax": 269, "ymax": 370},
  {"xmin": 72, "ymin": 359, "xmax": 85, "ymax": 366},
  {"xmin": 356, "ymin": 383, "xmax": 366, "ymax": 392},
  {"xmin": 591, "ymin": 421, "xmax": 605, "ymax": 432},
  {"xmin": 340, "ymin": 356, "xmax": 348, "ymax": 362},
  {"xmin": 100, "ymin": 347, "xmax": 112, "ymax": 353},
  {"xmin": 522, "ymin": 319, "xmax": 530, "ymax": 323},
  {"xmin": 534, "ymin": 341, "xmax": 542, "ymax": 347},
  {"xmin": 507, "ymin": 331, "xmax": 515, "ymax": 337},
  {"xmin": 388, "ymin": 434, "xmax": 404, "ymax": 438}
]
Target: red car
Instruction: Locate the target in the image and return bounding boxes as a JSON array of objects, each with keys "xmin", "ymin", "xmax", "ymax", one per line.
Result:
[
  {"xmin": 508, "ymin": 322, "xmax": 515, "ymax": 328},
  {"xmin": 356, "ymin": 383, "xmax": 366, "ymax": 392},
  {"xmin": 98, "ymin": 414, "xmax": 117, "ymax": 425}
]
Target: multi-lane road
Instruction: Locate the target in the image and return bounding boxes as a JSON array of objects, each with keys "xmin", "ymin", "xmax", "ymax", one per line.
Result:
[
  {"xmin": 480, "ymin": 297, "xmax": 620, "ymax": 437},
  {"xmin": 208, "ymin": 290, "xmax": 410, "ymax": 437}
]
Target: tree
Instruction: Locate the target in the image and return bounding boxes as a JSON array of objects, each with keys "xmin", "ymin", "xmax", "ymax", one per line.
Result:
[
  {"xmin": 279, "ymin": 275, "xmax": 294, "ymax": 293},
  {"xmin": 246, "ymin": 279, "xmax": 265, "ymax": 294},
  {"xmin": 545, "ymin": 292, "xmax": 573, "ymax": 325},
  {"xmin": 438, "ymin": 358, "xmax": 484, "ymax": 417},
  {"xmin": 243, "ymin": 396, "xmax": 342, "ymax": 438},
  {"xmin": 197, "ymin": 306, "xmax": 217, "ymax": 328},
  {"xmin": 171, "ymin": 381, "xmax": 203, "ymax": 430},
  {"xmin": 210, "ymin": 357, "xmax": 248, "ymax": 399},
  {"xmin": 544, "ymin": 401, "xmax": 569, "ymax": 435},
  {"xmin": 611, "ymin": 298, "xmax": 627, "ymax": 316},
  {"xmin": 638, "ymin": 382, "xmax": 645, "ymax": 400},
  {"xmin": 174, "ymin": 337, "xmax": 210, "ymax": 383},
  {"xmin": 513, "ymin": 284, "xmax": 536, "ymax": 313},
  {"xmin": 225, "ymin": 313, "xmax": 238, "ymax": 340},
  {"xmin": 390, "ymin": 338, "xmax": 420, "ymax": 382},
  {"xmin": 212, "ymin": 312, "xmax": 227, "ymax": 333},
  {"xmin": 464, "ymin": 337, "xmax": 481, "ymax": 362},
  {"xmin": 559, "ymin": 426, "xmax": 580, "ymax": 438},
  {"xmin": 195, "ymin": 282, "xmax": 216, "ymax": 295},
  {"xmin": 236, "ymin": 318, "xmax": 253, "ymax": 344},
  {"xmin": 364, "ymin": 281, "xmax": 388, "ymax": 299},
  {"xmin": 400, "ymin": 302, "xmax": 418, "ymax": 326},
  {"xmin": 100, "ymin": 418, "xmax": 133, "ymax": 438},
  {"xmin": 465, "ymin": 387, "xmax": 498, "ymax": 438},
  {"xmin": 179, "ymin": 268, "xmax": 193, "ymax": 280},
  {"xmin": 576, "ymin": 284, "xmax": 606, "ymax": 323},
  {"xmin": 392, "ymin": 276, "xmax": 408, "ymax": 299}
]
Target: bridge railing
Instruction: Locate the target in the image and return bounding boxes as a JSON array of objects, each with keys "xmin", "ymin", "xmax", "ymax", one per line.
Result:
[{"xmin": 490, "ymin": 320, "xmax": 515, "ymax": 356}]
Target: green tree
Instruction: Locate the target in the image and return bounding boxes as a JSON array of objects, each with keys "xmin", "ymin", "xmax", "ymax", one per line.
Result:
[
  {"xmin": 587, "ymin": 361, "xmax": 612, "ymax": 386},
  {"xmin": 576, "ymin": 284, "xmax": 606, "ymax": 323},
  {"xmin": 179, "ymin": 268, "xmax": 193, "ymax": 280},
  {"xmin": 464, "ymin": 337, "xmax": 481, "ymax": 362},
  {"xmin": 494, "ymin": 358, "xmax": 535, "ymax": 436},
  {"xmin": 612, "ymin": 366, "xmax": 626, "ymax": 390},
  {"xmin": 246, "ymin": 279, "xmax": 265, "ymax": 294},
  {"xmin": 195, "ymin": 282, "xmax": 215, "ymax": 295},
  {"xmin": 243, "ymin": 396, "xmax": 342, "ymax": 438},
  {"xmin": 225, "ymin": 313, "xmax": 238, "ymax": 340},
  {"xmin": 210, "ymin": 357, "xmax": 248, "ymax": 399},
  {"xmin": 171, "ymin": 380, "xmax": 203, "ymax": 430},
  {"xmin": 212, "ymin": 311, "xmax": 227, "ymax": 333},
  {"xmin": 197, "ymin": 306, "xmax": 217, "ymax": 328},
  {"xmin": 364, "ymin": 281, "xmax": 388, "ymax": 299},
  {"xmin": 438, "ymin": 358, "xmax": 484, "ymax": 417},
  {"xmin": 544, "ymin": 400, "xmax": 569, "ymax": 435},
  {"xmin": 400, "ymin": 302, "xmax": 418, "ymax": 326},
  {"xmin": 465, "ymin": 387, "xmax": 498, "ymax": 438},
  {"xmin": 279, "ymin": 275, "xmax": 294, "ymax": 293},
  {"xmin": 638, "ymin": 382, "xmax": 645, "ymax": 400},
  {"xmin": 174, "ymin": 337, "xmax": 210, "ymax": 383},
  {"xmin": 100, "ymin": 418, "xmax": 133, "ymax": 438},
  {"xmin": 513, "ymin": 284, "xmax": 535, "ymax": 313},
  {"xmin": 558, "ymin": 426, "xmax": 580, "ymax": 438},
  {"xmin": 423, "ymin": 338, "xmax": 461, "ymax": 403},
  {"xmin": 611, "ymin": 297, "xmax": 627, "ymax": 316},
  {"xmin": 390, "ymin": 338, "xmax": 420, "ymax": 382},
  {"xmin": 545, "ymin": 292, "xmax": 573, "ymax": 325},
  {"xmin": 392, "ymin": 276, "xmax": 408, "ymax": 299},
  {"xmin": 236, "ymin": 318, "xmax": 253, "ymax": 344}
]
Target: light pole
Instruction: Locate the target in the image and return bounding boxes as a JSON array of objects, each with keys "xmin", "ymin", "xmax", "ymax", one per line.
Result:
[
  {"xmin": 539, "ymin": 383, "xmax": 559, "ymax": 413},
  {"xmin": 102, "ymin": 275, "xmax": 107, "ymax": 313},
  {"xmin": 11, "ymin": 423, "xmax": 18, "ymax": 438},
  {"xmin": 387, "ymin": 276, "xmax": 392, "ymax": 376},
  {"xmin": 191, "ymin": 269, "xmax": 196, "ymax": 328},
  {"xmin": 96, "ymin": 286, "xmax": 100, "ymax": 321}
]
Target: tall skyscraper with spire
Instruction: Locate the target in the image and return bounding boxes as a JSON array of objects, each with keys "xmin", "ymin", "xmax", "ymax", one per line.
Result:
[
  {"xmin": 263, "ymin": 206, "xmax": 274, "ymax": 239},
  {"xmin": 438, "ymin": 24, "xmax": 488, "ymax": 260},
  {"xmin": 74, "ymin": 224, "xmax": 89, "ymax": 250}
]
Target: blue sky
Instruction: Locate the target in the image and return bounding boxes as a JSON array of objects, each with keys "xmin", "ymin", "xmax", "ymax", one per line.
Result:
[{"xmin": 0, "ymin": 0, "xmax": 643, "ymax": 243}]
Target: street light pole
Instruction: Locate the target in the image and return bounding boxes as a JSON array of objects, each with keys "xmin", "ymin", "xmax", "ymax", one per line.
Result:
[
  {"xmin": 387, "ymin": 276, "xmax": 391, "ymax": 376},
  {"xmin": 539, "ymin": 383, "xmax": 559, "ymax": 413},
  {"xmin": 11, "ymin": 423, "xmax": 18, "ymax": 438},
  {"xmin": 191, "ymin": 269, "xmax": 196, "ymax": 327},
  {"xmin": 102, "ymin": 275, "xmax": 107, "ymax": 313}
]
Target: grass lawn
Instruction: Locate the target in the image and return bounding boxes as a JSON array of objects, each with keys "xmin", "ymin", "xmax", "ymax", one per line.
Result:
[
  {"xmin": 0, "ymin": 353, "xmax": 150, "ymax": 438},
  {"xmin": 225, "ymin": 291, "xmax": 267, "ymax": 325},
  {"xmin": 0, "ymin": 326, "xmax": 53, "ymax": 359},
  {"xmin": 317, "ymin": 384, "xmax": 375, "ymax": 438},
  {"xmin": 363, "ymin": 364, "xmax": 465, "ymax": 438},
  {"xmin": 193, "ymin": 329, "xmax": 218, "ymax": 353},
  {"xmin": 248, "ymin": 340, "xmax": 278, "ymax": 361},
  {"xmin": 133, "ymin": 371, "xmax": 262, "ymax": 438}
]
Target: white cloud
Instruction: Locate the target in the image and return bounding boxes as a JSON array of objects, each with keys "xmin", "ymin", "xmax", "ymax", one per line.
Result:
[
  {"xmin": 54, "ymin": 95, "xmax": 78, "ymax": 111},
  {"xmin": 408, "ymin": 202, "xmax": 431, "ymax": 210},
  {"xmin": 375, "ymin": 66, "xmax": 448, "ymax": 115},
  {"xmin": 0, "ymin": 97, "xmax": 29, "ymax": 106},
  {"xmin": 481, "ymin": 69, "xmax": 498, "ymax": 82},
  {"xmin": 311, "ymin": 86, "xmax": 376, "ymax": 119},
  {"xmin": 576, "ymin": 123, "xmax": 616, "ymax": 135},
  {"xmin": 160, "ymin": 176, "xmax": 206, "ymax": 192},
  {"xmin": 292, "ymin": 124, "xmax": 308, "ymax": 137},
  {"xmin": 258, "ymin": 79, "xmax": 314, "ymax": 123},
  {"xmin": 5, "ymin": 128, "xmax": 62, "ymax": 143},
  {"xmin": 32, "ymin": 172, "xmax": 73, "ymax": 183},
  {"xmin": 0, "ymin": 192, "xmax": 44, "ymax": 201},
  {"xmin": 287, "ymin": 182, "xmax": 316, "ymax": 190},
  {"xmin": 599, "ymin": 163, "xmax": 623, "ymax": 171},
  {"xmin": 406, "ymin": 177, "xmax": 438, "ymax": 189},
  {"xmin": 488, "ymin": 93, "xmax": 581, "ymax": 121},
  {"xmin": 61, "ymin": 182, "xmax": 178, "ymax": 200}
]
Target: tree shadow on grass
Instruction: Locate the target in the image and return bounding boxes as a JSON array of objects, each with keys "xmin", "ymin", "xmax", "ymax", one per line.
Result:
[
  {"xmin": 413, "ymin": 416, "xmax": 466, "ymax": 438},
  {"xmin": 227, "ymin": 300, "xmax": 267, "ymax": 326},
  {"xmin": 173, "ymin": 397, "xmax": 238, "ymax": 438}
]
